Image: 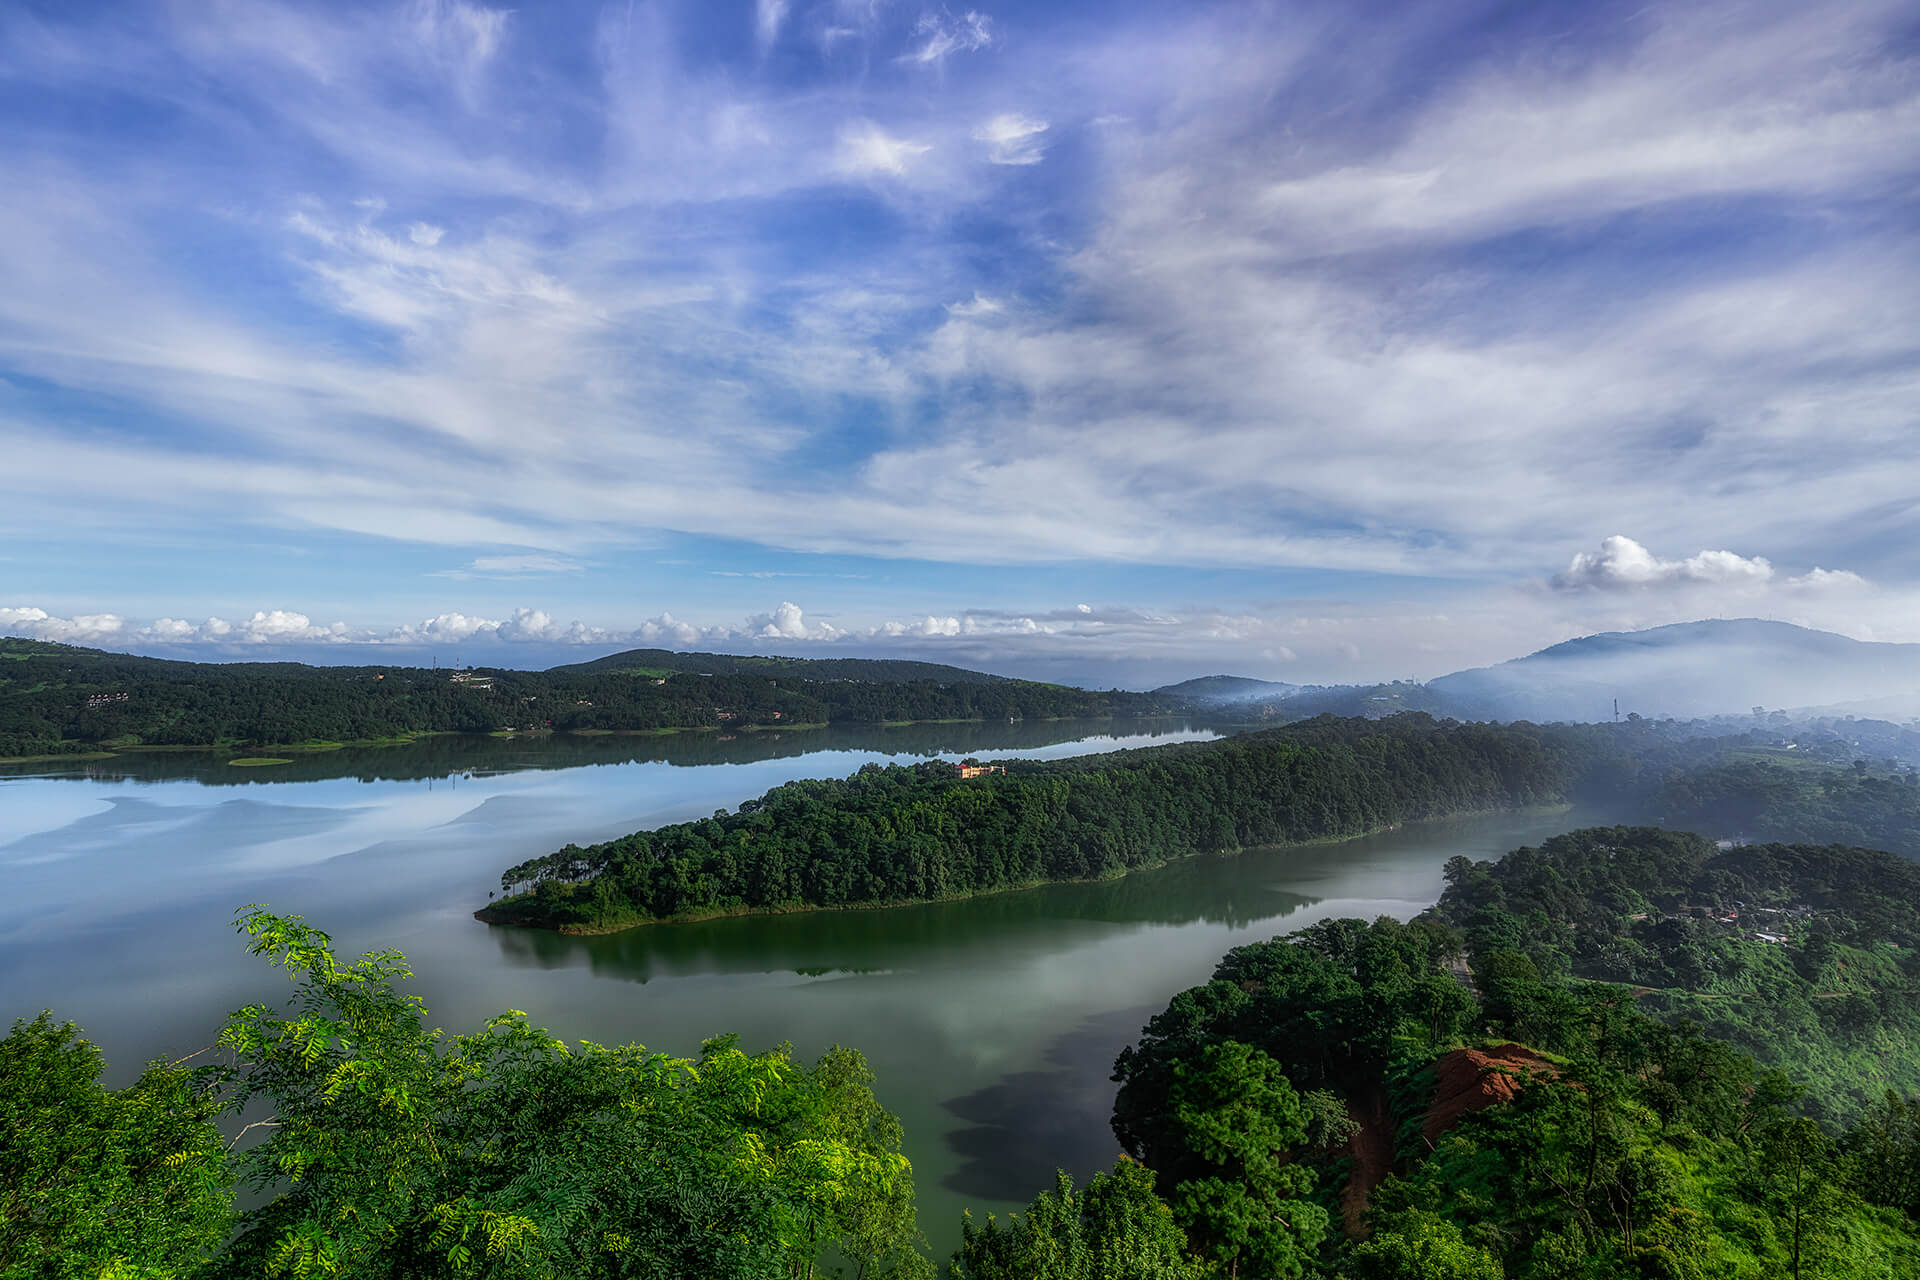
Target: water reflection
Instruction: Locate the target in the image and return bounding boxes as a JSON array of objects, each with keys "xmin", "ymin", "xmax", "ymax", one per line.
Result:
[
  {"xmin": 940, "ymin": 1004, "xmax": 1158, "ymax": 1199},
  {"xmin": 1, "ymin": 718, "xmax": 1217, "ymax": 786},
  {"xmin": 488, "ymin": 858, "xmax": 1326, "ymax": 986}
]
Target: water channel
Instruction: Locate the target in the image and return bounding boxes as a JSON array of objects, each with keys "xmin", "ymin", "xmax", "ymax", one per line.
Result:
[{"xmin": 0, "ymin": 720, "xmax": 1591, "ymax": 1261}]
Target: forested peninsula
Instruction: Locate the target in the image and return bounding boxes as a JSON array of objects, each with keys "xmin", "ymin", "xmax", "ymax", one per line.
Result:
[
  {"xmin": 0, "ymin": 637, "xmax": 1172, "ymax": 760},
  {"xmin": 480, "ymin": 715, "xmax": 1575, "ymax": 932}
]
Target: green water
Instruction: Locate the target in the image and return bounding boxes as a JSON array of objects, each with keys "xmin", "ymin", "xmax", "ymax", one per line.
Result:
[{"xmin": 0, "ymin": 722, "xmax": 1587, "ymax": 1262}]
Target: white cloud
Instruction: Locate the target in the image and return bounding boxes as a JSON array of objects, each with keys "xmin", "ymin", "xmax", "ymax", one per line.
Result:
[
  {"xmin": 835, "ymin": 121, "xmax": 933, "ymax": 176},
  {"xmin": 947, "ymin": 293, "xmax": 1003, "ymax": 317},
  {"xmin": 1786, "ymin": 567, "xmax": 1870, "ymax": 592},
  {"xmin": 755, "ymin": 0, "xmax": 790, "ymax": 52},
  {"xmin": 747, "ymin": 601, "xmax": 844, "ymax": 640},
  {"xmin": 0, "ymin": 607, "xmax": 127, "ymax": 643},
  {"xmin": 974, "ymin": 113, "xmax": 1048, "ymax": 165},
  {"xmin": 1553, "ymin": 536, "xmax": 1778, "ymax": 591},
  {"xmin": 0, "ymin": 607, "xmax": 355, "ymax": 646},
  {"xmin": 901, "ymin": 10, "xmax": 993, "ymax": 66},
  {"xmin": 1550, "ymin": 538, "xmax": 1874, "ymax": 597},
  {"xmin": 437, "ymin": 554, "xmax": 585, "ymax": 579},
  {"xmin": 408, "ymin": 0, "xmax": 509, "ymax": 81}
]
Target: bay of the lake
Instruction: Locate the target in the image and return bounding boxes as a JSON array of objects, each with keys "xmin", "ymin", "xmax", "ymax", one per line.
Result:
[{"xmin": 0, "ymin": 720, "xmax": 1589, "ymax": 1262}]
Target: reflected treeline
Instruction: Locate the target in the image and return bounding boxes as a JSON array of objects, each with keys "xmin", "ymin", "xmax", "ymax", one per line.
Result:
[
  {"xmin": 938, "ymin": 1004, "xmax": 1156, "ymax": 1198},
  {"xmin": 0, "ymin": 718, "xmax": 1221, "ymax": 786},
  {"xmin": 486, "ymin": 847, "xmax": 1324, "ymax": 985}
]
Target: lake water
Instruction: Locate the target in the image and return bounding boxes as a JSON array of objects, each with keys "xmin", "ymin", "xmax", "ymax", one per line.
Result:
[{"xmin": 0, "ymin": 721, "xmax": 1588, "ymax": 1262}]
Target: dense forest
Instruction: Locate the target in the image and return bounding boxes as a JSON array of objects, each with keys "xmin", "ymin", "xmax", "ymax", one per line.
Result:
[
  {"xmin": 1432, "ymin": 827, "xmax": 1920, "ymax": 1121},
  {"xmin": 1653, "ymin": 760, "xmax": 1920, "ymax": 857},
  {"xmin": 0, "ymin": 638, "xmax": 1173, "ymax": 759},
  {"xmin": 479, "ymin": 716, "xmax": 1573, "ymax": 932}
]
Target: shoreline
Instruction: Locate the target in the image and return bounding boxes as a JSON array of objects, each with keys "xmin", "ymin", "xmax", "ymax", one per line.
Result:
[
  {"xmin": 473, "ymin": 803, "xmax": 1574, "ymax": 937},
  {"xmin": 0, "ymin": 713, "xmax": 1190, "ymax": 766}
]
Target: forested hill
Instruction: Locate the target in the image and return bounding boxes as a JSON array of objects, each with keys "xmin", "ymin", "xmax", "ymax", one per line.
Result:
[
  {"xmin": 479, "ymin": 715, "xmax": 1573, "ymax": 932},
  {"xmin": 1036, "ymin": 900, "xmax": 1920, "ymax": 1280},
  {"xmin": 548, "ymin": 647, "xmax": 1008, "ymax": 683},
  {"xmin": 0, "ymin": 637, "xmax": 1171, "ymax": 758},
  {"xmin": 1432, "ymin": 827, "xmax": 1920, "ymax": 1120}
]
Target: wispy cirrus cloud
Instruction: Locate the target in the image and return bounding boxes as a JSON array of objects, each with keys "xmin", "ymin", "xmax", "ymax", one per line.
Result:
[
  {"xmin": 973, "ymin": 113, "xmax": 1047, "ymax": 165},
  {"xmin": 900, "ymin": 10, "xmax": 993, "ymax": 66}
]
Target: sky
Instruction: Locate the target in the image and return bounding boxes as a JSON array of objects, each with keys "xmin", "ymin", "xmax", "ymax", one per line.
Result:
[{"xmin": 1, "ymin": 0, "xmax": 1916, "ymax": 687}]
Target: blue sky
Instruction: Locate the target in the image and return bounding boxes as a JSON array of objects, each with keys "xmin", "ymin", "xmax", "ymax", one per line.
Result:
[{"xmin": 1, "ymin": 0, "xmax": 1916, "ymax": 685}]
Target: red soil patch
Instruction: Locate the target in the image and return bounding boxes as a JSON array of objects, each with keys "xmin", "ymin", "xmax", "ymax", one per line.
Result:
[
  {"xmin": 1340, "ymin": 1087, "xmax": 1394, "ymax": 1237},
  {"xmin": 1423, "ymin": 1043, "xmax": 1558, "ymax": 1148}
]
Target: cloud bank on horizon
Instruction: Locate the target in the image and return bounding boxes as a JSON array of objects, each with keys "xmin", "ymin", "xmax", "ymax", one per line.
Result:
[{"xmin": 0, "ymin": 0, "xmax": 1915, "ymax": 682}]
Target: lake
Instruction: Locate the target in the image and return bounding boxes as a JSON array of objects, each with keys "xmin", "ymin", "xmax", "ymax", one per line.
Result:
[{"xmin": 0, "ymin": 720, "xmax": 1589, "ymax": 1262}]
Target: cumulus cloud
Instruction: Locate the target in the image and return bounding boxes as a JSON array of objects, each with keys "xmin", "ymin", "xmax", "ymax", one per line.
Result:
[
  {"xmin": 747, "ymin": 601, "xmax": 844, "ymax": 640},
  {"xmin": 2, "ymin": 607, "xmax": 355, "ymax": 645},
  {"xmin": 0, "ymin": 607, "xmax": 128, "ymax": 644},
  {"xmin": 1553, "ymin": 536, "xmax": 1778, "ymax": 591},
  {"xmin": 1786, "ymin": 567, "xmax": 1870, "ymax": 591},
  {"xmin": 1551, "ymin": 537, "xmax": 1872, "ymax": 595},
  {"xmin": 974, "ymin": 113, "xmax": 1047, "ymax": 165},
  {"xmin": 879, "ymin": 615, "xmax": 964, "ymax": 637}
]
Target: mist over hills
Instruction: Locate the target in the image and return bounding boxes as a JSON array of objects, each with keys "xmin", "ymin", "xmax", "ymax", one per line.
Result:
[
  {"xmin": 1151, "ymin": 675, "xmax": 1300, "ymax": 705},
  {"xmin": 1159, "ymin": 619, "xmax": 1920, "ymax": 723},
  {"xmin": 1429, "ymin": 619, "xmax": 1920, "ymax": 721}
]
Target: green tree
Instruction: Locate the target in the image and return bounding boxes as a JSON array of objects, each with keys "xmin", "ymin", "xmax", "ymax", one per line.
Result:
[
  {"xmin": 952, "ymin": 1158, "xmax": 1198, "ymax": 1280},
  {"xmin": 1760, "ymin": 1116, "xmax": 1838, "ymax": 1280},
  {"xmin": 210, "ymin": 907, "xmax": 924, "ymax": 1279},
  {"xmin": 1348, "ymin": 1209, "xmax": 1504, "ymax": 1280},
  {"xmin": 1164, "ymin": 1041, "xmax": 1326, "ymax": 1279},
  {"xmin": 0, "ymin": 1012, "xmax": 229, "ymax": 1279}
]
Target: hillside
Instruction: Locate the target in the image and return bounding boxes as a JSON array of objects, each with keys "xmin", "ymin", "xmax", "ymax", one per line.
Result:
[
  {"xmin": 549, "ymin": 647, "xmax": 1010, "ymax": 684},
  {"xmin": 1429, "ymin": 618, "xmax": 1920, "ymax": 721},
  {"xmin": 1151, "ymin": 674, "xmax": 1300, "ymax": 705},
  {"xmin": 1432, "ymin": 827, "xmax": 1920, "ymax": 1120}
]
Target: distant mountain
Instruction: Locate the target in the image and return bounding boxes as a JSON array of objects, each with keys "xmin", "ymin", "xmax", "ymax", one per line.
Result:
[
  {"xmin": 545, "ymin": 648, "xmax": 1009, "ymax": 684},
  {"xmin": 1427, "ymin": 619, "xmax": 1920, "ymax": 722},
  {"xmin": 1152, "ymin": 675, "xmax": 1300, "ymax": 706}
]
